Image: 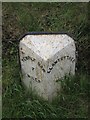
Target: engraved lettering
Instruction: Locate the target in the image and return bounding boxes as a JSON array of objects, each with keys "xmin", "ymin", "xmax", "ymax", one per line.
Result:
[
  {"xmin": 27, "ymin": 74, "xmax": 41, "ymax": 83},
  {"xmin": 38, "ymin": 62, "xmax": 45, "ymax": 72},
  {"xmin": 32, "ymin": 67, "xmax": 34, "ymax": 70},
  {"xmin": 21, "ymin": 56, "xmax": 35, "ymax": 62},
  {"xmin": 47, "ymin": 70, "xmax": 51, "ymax": 73},
  {"xmin": 47, "ymin": 55, "xmax": 75, "ymax": 73},
  {"xmin": 27, "ymin": 74, "xmax": 30, "ymax": 78},
  {"xmin": 49, "ymin": 67, "xmax": 53, "ymax": 70}
]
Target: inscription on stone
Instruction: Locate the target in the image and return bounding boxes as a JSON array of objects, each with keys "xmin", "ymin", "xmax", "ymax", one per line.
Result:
[
  {"xmin": 27, "ymin": 74, "xmax": 41, "ymax": 83},
  {"xmin": 47, "ymin": 55, "xmax": 75, "ymax": 73},
  {"xmin": 20, "ymin": 34, "xmax": 76, "ymax": 101},
  {"xmin": 38, "ymin": 62, "xmax": 46, "ymax": 72},
  {"xmin": 21, "ymin": 54, "xmax": 75, "ymax": 75},
  {"xmin": 21, "ymin": 55, "xmax": 35, "ymax": 62}
]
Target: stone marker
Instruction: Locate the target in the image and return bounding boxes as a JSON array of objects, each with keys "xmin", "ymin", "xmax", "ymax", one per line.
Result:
[{"xmin": 19, "ymin": 33, "xmax": 76, "ymax": 101}]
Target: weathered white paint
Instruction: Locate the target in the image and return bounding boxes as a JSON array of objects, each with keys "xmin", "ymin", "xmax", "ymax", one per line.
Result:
[{"xmin": 19, "ymin": 34, "xmax": 76, "ymax": 101}]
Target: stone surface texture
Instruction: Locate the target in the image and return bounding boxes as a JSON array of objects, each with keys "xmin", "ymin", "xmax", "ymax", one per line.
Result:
[{"xmin": 19, "ymin": 34, "xmax": 76, "ymax": 101}]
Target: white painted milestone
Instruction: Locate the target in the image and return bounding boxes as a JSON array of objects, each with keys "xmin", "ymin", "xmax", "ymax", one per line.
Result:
[{"xmin": 19, "ymin": 34, "xmax": 76, "ymax": 101}]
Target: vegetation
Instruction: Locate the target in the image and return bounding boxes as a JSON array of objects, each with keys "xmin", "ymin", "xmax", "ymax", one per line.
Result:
[{"xmin": 2, "ymin": 2, "xmax": 89, "ymax": 118}]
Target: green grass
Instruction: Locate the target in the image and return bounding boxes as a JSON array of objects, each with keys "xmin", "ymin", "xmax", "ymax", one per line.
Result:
[
  {"xmin": 2, "ymin": 57, "xmax": 89, "ymax": 118},
  {"xmin": 2, "ymin": 2, "xmax": 89, "ymax": 118},
  {"xmin": 2, "ymin": 56, "xmax": 89, "ymax": 118}
]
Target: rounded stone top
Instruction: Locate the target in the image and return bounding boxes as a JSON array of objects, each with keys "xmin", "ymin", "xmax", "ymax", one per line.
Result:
[{"xmin": 20, "ymin": 33, "xmax": 75, "ymax": 61}]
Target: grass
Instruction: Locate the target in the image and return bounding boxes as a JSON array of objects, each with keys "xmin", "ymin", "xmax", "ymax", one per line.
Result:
[
  {"xmin": 2, "ymin": 2, "xmax": 89, "ymax": 118},
  {"xmin": 2, "ymin": 56, "xmax": 89, "ymax": 118}
]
